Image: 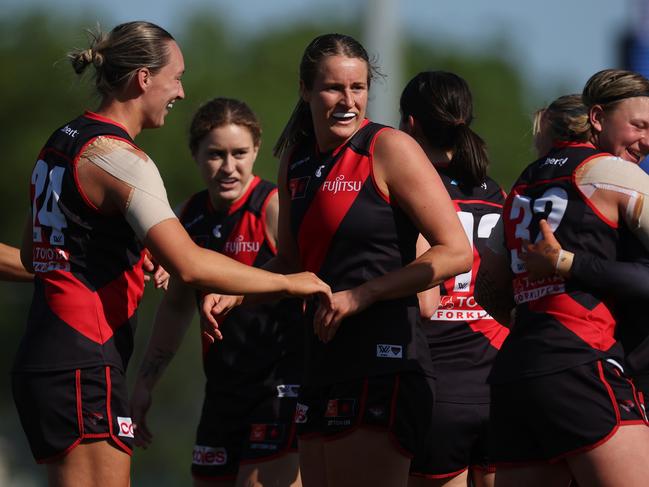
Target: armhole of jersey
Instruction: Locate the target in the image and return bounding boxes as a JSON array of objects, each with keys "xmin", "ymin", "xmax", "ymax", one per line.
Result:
[
  {"xmin": 261, "ymin": 187, "xmax": 279, "ymax": 255},
  {"xmin": 72, "ymin": 135, "xmax": 141, "ymax": 214},
  {"xmin": 572, "ymin": 155, "xmax": 619, "ymax": 229},
  {"xmin": 72, "ymin": 137, "xmax": 101, "ymax": 213},
  {"xmin": 176, "ymin": 194, "xmax": 195, "ymax": 222},
  {"xmin": 368, "ymin": 126, "xmax": 391, "ymax": 204}
]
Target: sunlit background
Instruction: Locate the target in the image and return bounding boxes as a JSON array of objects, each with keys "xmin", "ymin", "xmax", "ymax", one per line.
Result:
[{"xmin": 0, "ymin": 0, "xmax": 646, "ymax": 484}]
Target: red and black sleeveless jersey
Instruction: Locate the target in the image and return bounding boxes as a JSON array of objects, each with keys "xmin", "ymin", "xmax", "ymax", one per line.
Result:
[
  {"xmin": 491, "ymin": 142, "xmax": 625, "ymax": 384},
  {"xmin": 287, "ymin": 119, "xmax": 434, "ymax": 386},
  {"xmin": 423, "ymin": 171, "xmax": 509, "ymax": 402},
  {"xmin": 13, "ymin": 112, "xmax": 146, "ymax": 373},
  {"xmin": 180, "ymin": 176, "xmax": 302, "ymax": 394}
]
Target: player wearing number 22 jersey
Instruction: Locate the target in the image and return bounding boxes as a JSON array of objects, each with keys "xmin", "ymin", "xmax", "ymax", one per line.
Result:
[
  {"xmin": 410, "ymin": 171, "xmax": 509, "ymax": 479},
  {"xmin": 488, "ymin": 141, "xmax": 646, "ymax": 464}
]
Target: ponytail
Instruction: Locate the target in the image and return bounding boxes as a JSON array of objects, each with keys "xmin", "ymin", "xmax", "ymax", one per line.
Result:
[
  {"xmin": 448, "ymin": 124, "xmax": 488, "ymax": 186},
  {"xmin": 273, "ymin": 99, "xmax": 313, "ymax": 159}
]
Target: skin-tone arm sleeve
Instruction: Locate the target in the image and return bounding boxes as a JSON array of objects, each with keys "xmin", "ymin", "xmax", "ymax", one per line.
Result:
[
  {"xmin": 76, "ymin": 140, "xmax": 331, "ymax": 299},
  {"xmin": 577, "ymin": 155, "xmax": 649, "ymax": 251},
  {"xmin": 524, "ymin": 220, "xmax": 649, "ymax": 301},
  {"xmin": 569, "ymin": 253, "xmax": 649, "ymax": 300}
]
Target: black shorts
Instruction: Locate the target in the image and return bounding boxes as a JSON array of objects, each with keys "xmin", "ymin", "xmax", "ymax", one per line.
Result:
[
  {"xmin": 295, "ymin": 372, "xmax": 435, "ymax": 459},
  {"xmin": 12, "ymin": 365, "xmax": 133, "ymax": 463},
  {"xmin": 490, "ymin": 359, "xmax": 648, "ymax": 465},
  {"xmin": 410, "ymin": 401, "xmax": 492, "ymax": 478},
  {"xmin": 191, "ymin": 384, "xmax": 300, "ymax": 481}
]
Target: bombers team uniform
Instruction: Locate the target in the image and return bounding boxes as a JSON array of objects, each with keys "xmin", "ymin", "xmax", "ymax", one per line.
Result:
[
  {"xmin": 287, "ymin": 119, "xmax": 435, "ymax": 457},
  {"xmin": 410, "ymin": 173, "xmax": 509, "ymax": 478},
  {"xmin": 490, "ymin": 142, "xmax": 648, "ymax": 464},
  {"xmin": 12, "ymin": 112, "xmax": 145, "ymax": 462},
  {"xmin": 179, "ymin": 177, "xmax": 302, "ymax": 481},
  {"xmin": 568, "ymin": 226, "xmax": 649, "ymax": 399}
]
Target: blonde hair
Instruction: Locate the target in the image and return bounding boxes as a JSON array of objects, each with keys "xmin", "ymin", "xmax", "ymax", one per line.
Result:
[
  {"xmin": 533, "ymin": 94, "xmax": 591, "ymax": 144},
  {"xmin": 583, "ymin": 69, "xmax": 649, "ymax": 109},
  {"xmin": 68, "ymin": 21, "xmax": 175, "ymax": 98}
]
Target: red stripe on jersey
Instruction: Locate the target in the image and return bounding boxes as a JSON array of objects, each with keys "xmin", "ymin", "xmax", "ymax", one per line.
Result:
[
  {"xmin": 297, "ymin": 150, "xmax": 371, "ymax": 273},
  {"xmin": 468, "ymin": 318, "xmax": 509, "ymax": 350},
  {"xmin": 228, "ymin": 176, "xmax": 261, "ymax": 215},
  {"xmin": 511, "ymin": 175, "xmax": 572, "ymax": 191},
  {"xmin": 84, "ymin": 111, "xmax": 133, "ymax": 137},
  {"xmin": 452, "ymin": 199, "xmax": 503, "ymax": 208},
  {"xmin": 43, "ymin": 255, "xmax": 145, "ymax": 344},
  {"xmin": 529, "ymin": 293, "xmax": 616, "ymax": 351},
  {"xmin": 553, "ymin": 141, "xmax": 597, "ymax": 150}
]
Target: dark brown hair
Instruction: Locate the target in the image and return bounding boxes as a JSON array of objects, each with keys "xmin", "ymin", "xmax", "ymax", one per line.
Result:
[
  {"xmin": 273, "ymin": 33, "xmax": 378, "ymax": 158},
  {"xmin": 189, "ymin": 98, "xmax": 262, "ymax": 155},
  {"xmin": 400, "ymin": 71, "xmax": 489, "ymax": 186}
]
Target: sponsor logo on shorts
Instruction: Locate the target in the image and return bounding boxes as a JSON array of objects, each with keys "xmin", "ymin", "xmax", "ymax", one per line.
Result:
[
  {"xmin": 249, "ymin": 423, "xmax": 284, "ymax": 443},
  {"xmin": 325, "ymin": 399, "xmax": 355, "ymax": 418},
  {"xmin": 212, "ymin": 224, "xmax": 222, "ymax": 238},
  {"xmin": 86, "ymin": 411, "xmax": 104, "ymax": 426},
  {"xmin": 376, "ymin": 344, "xmax": 403, "ymax": 359},
  {"xmin": 277, "ymin": 384, "xmax": 300, "ymax": 398},
  {"xmin": 367, "ymin": 405, "xmax": 386, "ymax": 420},
  {"xmin": 192, "ymin": 445, "xmax": 227, "ymax": 466},
  {"xmin": 295, "ymin": 402, "xmax": 309, "ymax": 423},
  {"xmin": 315, "ymin": 165, "xmax": 326, "ymax": 178},
  {"xmin": 117, "ymin": 416, "xmax": 134, "ymax": 438}
]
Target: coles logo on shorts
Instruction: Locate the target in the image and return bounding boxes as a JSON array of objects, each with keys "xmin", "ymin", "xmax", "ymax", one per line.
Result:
[
  {"xmin": 117, "ymin": 416, "xmax": 134, "ymax": 438},
  {"xmin": 376, "ymin": 344, "xmax": 403, "ymax": 359},
  {"xmin": 324, "ymin": 399, "xmax": 355, "ymax": 418},
  {"xmin": 295, "ymin": 402, "xmax": 309, "ymax": 424},
  {"xmin": 192, "ymin": 445, "xmax": 227, "ymax": 466}
]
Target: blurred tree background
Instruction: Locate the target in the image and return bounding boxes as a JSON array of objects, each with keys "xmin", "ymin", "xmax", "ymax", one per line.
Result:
[{"xmin": 0, "ymin": 7, "xmax": 541, "ymax": 486}]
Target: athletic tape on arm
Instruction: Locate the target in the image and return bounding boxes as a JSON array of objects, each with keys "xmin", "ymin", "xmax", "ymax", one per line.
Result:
[
  {"xmin": 578, "ymin": 156, "xmax": 649, "ymax": 250},
  {"xmin": 82, "ymin": 137, "xmax": 177, "ymax": 240}
]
